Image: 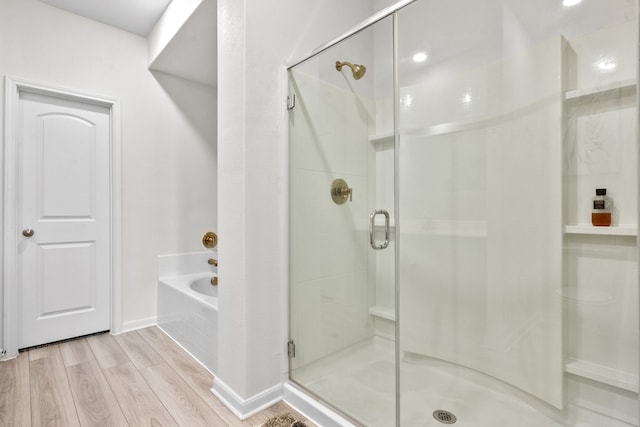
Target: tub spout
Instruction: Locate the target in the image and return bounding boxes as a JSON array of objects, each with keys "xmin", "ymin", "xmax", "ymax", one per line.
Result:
[
  {"xmin": 208, "ymin": 258, "xmax": 218, "ymax": 266},
  {"xmin": 210, "ymin": 277, "xmax": 218, "ymax": 286}
]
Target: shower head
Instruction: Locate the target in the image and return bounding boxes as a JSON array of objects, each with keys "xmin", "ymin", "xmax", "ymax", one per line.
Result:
[{"xmin": 336, "ymin": 61, "xmax": 366, "ymax": 80}]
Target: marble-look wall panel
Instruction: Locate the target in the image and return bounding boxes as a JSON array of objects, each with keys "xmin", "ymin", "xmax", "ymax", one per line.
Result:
[{"xmin": 396, "ymin": 2, "xmax": 566, "ymax": 407}]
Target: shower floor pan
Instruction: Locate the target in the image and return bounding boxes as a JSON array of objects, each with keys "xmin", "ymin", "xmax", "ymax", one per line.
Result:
[{"xmin": 290, "ymin": 337, "xmax": 629, "ymax": 427}]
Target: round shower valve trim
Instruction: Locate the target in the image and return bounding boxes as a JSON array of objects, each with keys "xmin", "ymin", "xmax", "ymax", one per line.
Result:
[{"xmin": 331, "ymin": 179, "xmax": 353, "ymax": 205}]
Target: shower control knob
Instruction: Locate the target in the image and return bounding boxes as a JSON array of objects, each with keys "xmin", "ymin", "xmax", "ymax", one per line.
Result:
[
  {"xmin": 22, "ymin": 228, "xmax": 35, "ymax": 237},
  {"xmin": 331, "ymin": 179, "xmax": 353, "ymax": 205}
]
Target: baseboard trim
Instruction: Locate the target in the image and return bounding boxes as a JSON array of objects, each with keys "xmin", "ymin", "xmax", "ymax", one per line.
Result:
[
  {"xmin": 283, "ymin": 382, "xmax": 357, "ymax": 427},
  {"xmin": 120, "ymin": 316, "xmax": 157, "ymax": 333},
  {"xmin": 211, "ymin": 377, "xmax": 282, "ymax": 421}
]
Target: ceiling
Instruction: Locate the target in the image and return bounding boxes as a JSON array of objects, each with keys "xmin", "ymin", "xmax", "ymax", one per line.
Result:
[
  {"xmin": 38, "ymin": 0, "xmax": 172, "ymax": 37},
  {"xmin": 38, "ymin": 0, "xmax": 217, "ymax": 86},
  {"xmin": 149, "ymin": 0, "xmax": 217, "ymax": 86}
]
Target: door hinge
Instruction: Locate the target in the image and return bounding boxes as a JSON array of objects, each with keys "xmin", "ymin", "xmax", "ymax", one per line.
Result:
[
  {"xmin": 287, "ymin": 340, "xmax": 296, "ymax": 358},
  {"xmin": 287, "ymin": 94, "xmax": 296, "ymax": 110}
]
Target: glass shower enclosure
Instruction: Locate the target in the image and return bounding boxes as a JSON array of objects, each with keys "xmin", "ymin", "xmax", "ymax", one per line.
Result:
[{"xmin": 288, "ymin": 1, "xmax": 639, "ymax": 426}]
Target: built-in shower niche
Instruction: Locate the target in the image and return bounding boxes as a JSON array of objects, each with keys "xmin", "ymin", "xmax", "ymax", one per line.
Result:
[{"xmin": 561, "ymin": 19, "xmax": 639, "ymax": 425}]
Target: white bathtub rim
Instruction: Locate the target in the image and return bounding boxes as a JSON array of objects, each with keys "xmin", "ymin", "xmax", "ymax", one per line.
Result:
[{"xmin": 159, "ymin": 272, "xmax": 218, "ymax": 310}]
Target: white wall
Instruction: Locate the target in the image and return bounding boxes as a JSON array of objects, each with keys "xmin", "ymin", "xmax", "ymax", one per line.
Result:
[
  {"xmin": 216, "ymin": 0, "xmax": 382, "ymax": 406},
  {"xmin": 148, "ymin": 0, "xmax": 216, "ymax": 87},
  {"xmin": 0, "ymin": 0, "xmax": 217, "ymax": 336},
  {"xmin": 148, "ymin": 0, "xmax": 202, "ymax": 64}
]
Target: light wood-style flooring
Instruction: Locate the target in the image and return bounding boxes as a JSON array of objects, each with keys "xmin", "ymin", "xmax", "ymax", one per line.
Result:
[{"xmin": 0, "ymin": 327, "xmax": 312, "ymax": 427}]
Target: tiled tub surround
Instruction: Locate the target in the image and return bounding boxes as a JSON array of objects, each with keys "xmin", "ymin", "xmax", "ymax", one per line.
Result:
[{"xmin": 157, "ymin": 251, "xmax": 218, "ymax": 374}]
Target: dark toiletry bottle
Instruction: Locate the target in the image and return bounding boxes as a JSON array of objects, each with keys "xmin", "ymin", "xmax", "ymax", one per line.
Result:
[{"xmin": 592, "ymin": 188, "xmax": 612, "ymax": 226}]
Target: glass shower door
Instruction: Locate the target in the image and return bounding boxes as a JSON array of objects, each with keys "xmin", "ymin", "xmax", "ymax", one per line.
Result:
[{"xmin": 287, "ymin": 16, "xmax": 396, "ymax": 427}]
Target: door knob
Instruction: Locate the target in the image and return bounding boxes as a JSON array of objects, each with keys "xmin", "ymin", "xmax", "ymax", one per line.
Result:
[{"xmin": 22, "ymin": 228, "xmax": 35, "ymax": 237}]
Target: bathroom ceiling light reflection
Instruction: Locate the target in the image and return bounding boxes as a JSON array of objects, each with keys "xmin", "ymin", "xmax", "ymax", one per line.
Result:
[
  {"xmin": 412, "ymin": 52, "xmax": 428, "ymax": 63},
  {"xmin": 562, "ymin": 0, "xmax": 582, "ymax": 6},
  {"xmin": 461, "ymin": 91, "xmax": 473, "ymax": 111},
  {"xmin": 595, "ymin": 58, "xmax": 617, "ymax": 72},
  {"xmin": 402, "ymin": 94, "xmax": 414, "ymax": 110}
]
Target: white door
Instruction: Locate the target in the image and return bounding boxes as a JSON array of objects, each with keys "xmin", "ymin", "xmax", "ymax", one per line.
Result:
[{"xmin": 18, "ymin": 91, "xmax": 111, "ymax": 348}]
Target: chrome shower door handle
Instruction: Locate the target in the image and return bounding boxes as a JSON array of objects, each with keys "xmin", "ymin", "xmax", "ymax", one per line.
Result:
[{"xmin": 370, "ymin": 209, "xmax": 390, "ymax": 250}]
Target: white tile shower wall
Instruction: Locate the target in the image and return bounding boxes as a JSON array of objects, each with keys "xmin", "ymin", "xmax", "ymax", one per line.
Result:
[
  {"xmin": 566, "ymin": 236, "xmax": 638, "ymax": 375},
  {"xmin": 395, "ymin": 32, "xmax": 565, "ymax": 408},
  {"xmin": 0, "ymin": 0, "xmax": 217, "ymax": 333},
  {"xmin": 568, "ymin": 374, "xmax": 639, "ymax": 426},
  {"xmin": 564, "ymin": 21, "xmax": 638, "ymax": 227},
  {"xmin": 367, "ymin": 16, "xmax": 395, "ymax": 332},
  {"xmin": 372, "ymin": 141, "xmax": 395, "ymax": 326},
  {"xmin": 570, "ymin": 21, "xmax": 637, "ymax": 91},
  {"xmin": 371, "ymin": 14, "xmax": 394, "ymax": 138}
]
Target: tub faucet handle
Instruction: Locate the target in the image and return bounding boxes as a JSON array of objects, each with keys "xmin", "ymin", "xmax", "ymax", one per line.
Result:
[
  {"xmin": 211, "ymin": 277, "xmax": 218, "ymax": 286},
  {"xmin": 208, "ymin": 258, "xmax": 218, "ymax": 266}
]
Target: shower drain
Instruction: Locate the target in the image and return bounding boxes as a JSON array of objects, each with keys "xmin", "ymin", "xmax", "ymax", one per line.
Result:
[{"xmin": 433, "ymin": 410, "xmax": 457, "ymax": 424}]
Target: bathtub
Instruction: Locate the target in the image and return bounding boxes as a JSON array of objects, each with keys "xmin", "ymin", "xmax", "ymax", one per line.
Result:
[{"xmin": 157, "ymin": 252, "xmax": 218, "ymax": 374}]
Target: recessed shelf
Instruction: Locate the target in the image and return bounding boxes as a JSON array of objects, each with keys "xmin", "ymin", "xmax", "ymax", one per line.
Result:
[
  {"xmin": 560, "ymin": 286, "xmax": 612, "ymax": 304},
  {"xmin": 369, "ymin": 103, "xmax": 533, "ymax": 142},
  {"xmin": 369, "ymin": 305, "xmax": 396, "ymax": 322},
  {"xmin": 370, "ymin": 220, "xmax": 487, "ymax": 238},
  {"xmin": 369, "ymin": 132, "xmax": 393, "ymax": 144},
  {"xmin": 565, "ymin": 359, "xmax": 639, "ymax": 393},
  {"xmin": 564, "ymin": 225, "xmax": 637, "ymax": 236},
  {"xmin": 373, "ymin": 218, "xmax": 396, "ymax": 227},
  {"xmin": 564, "ymin": 79, "xmax": 636, "ymax": 101},
  {"xmin": 370, "ymin": 81, "xmax": 637, "ymax": 143}
]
